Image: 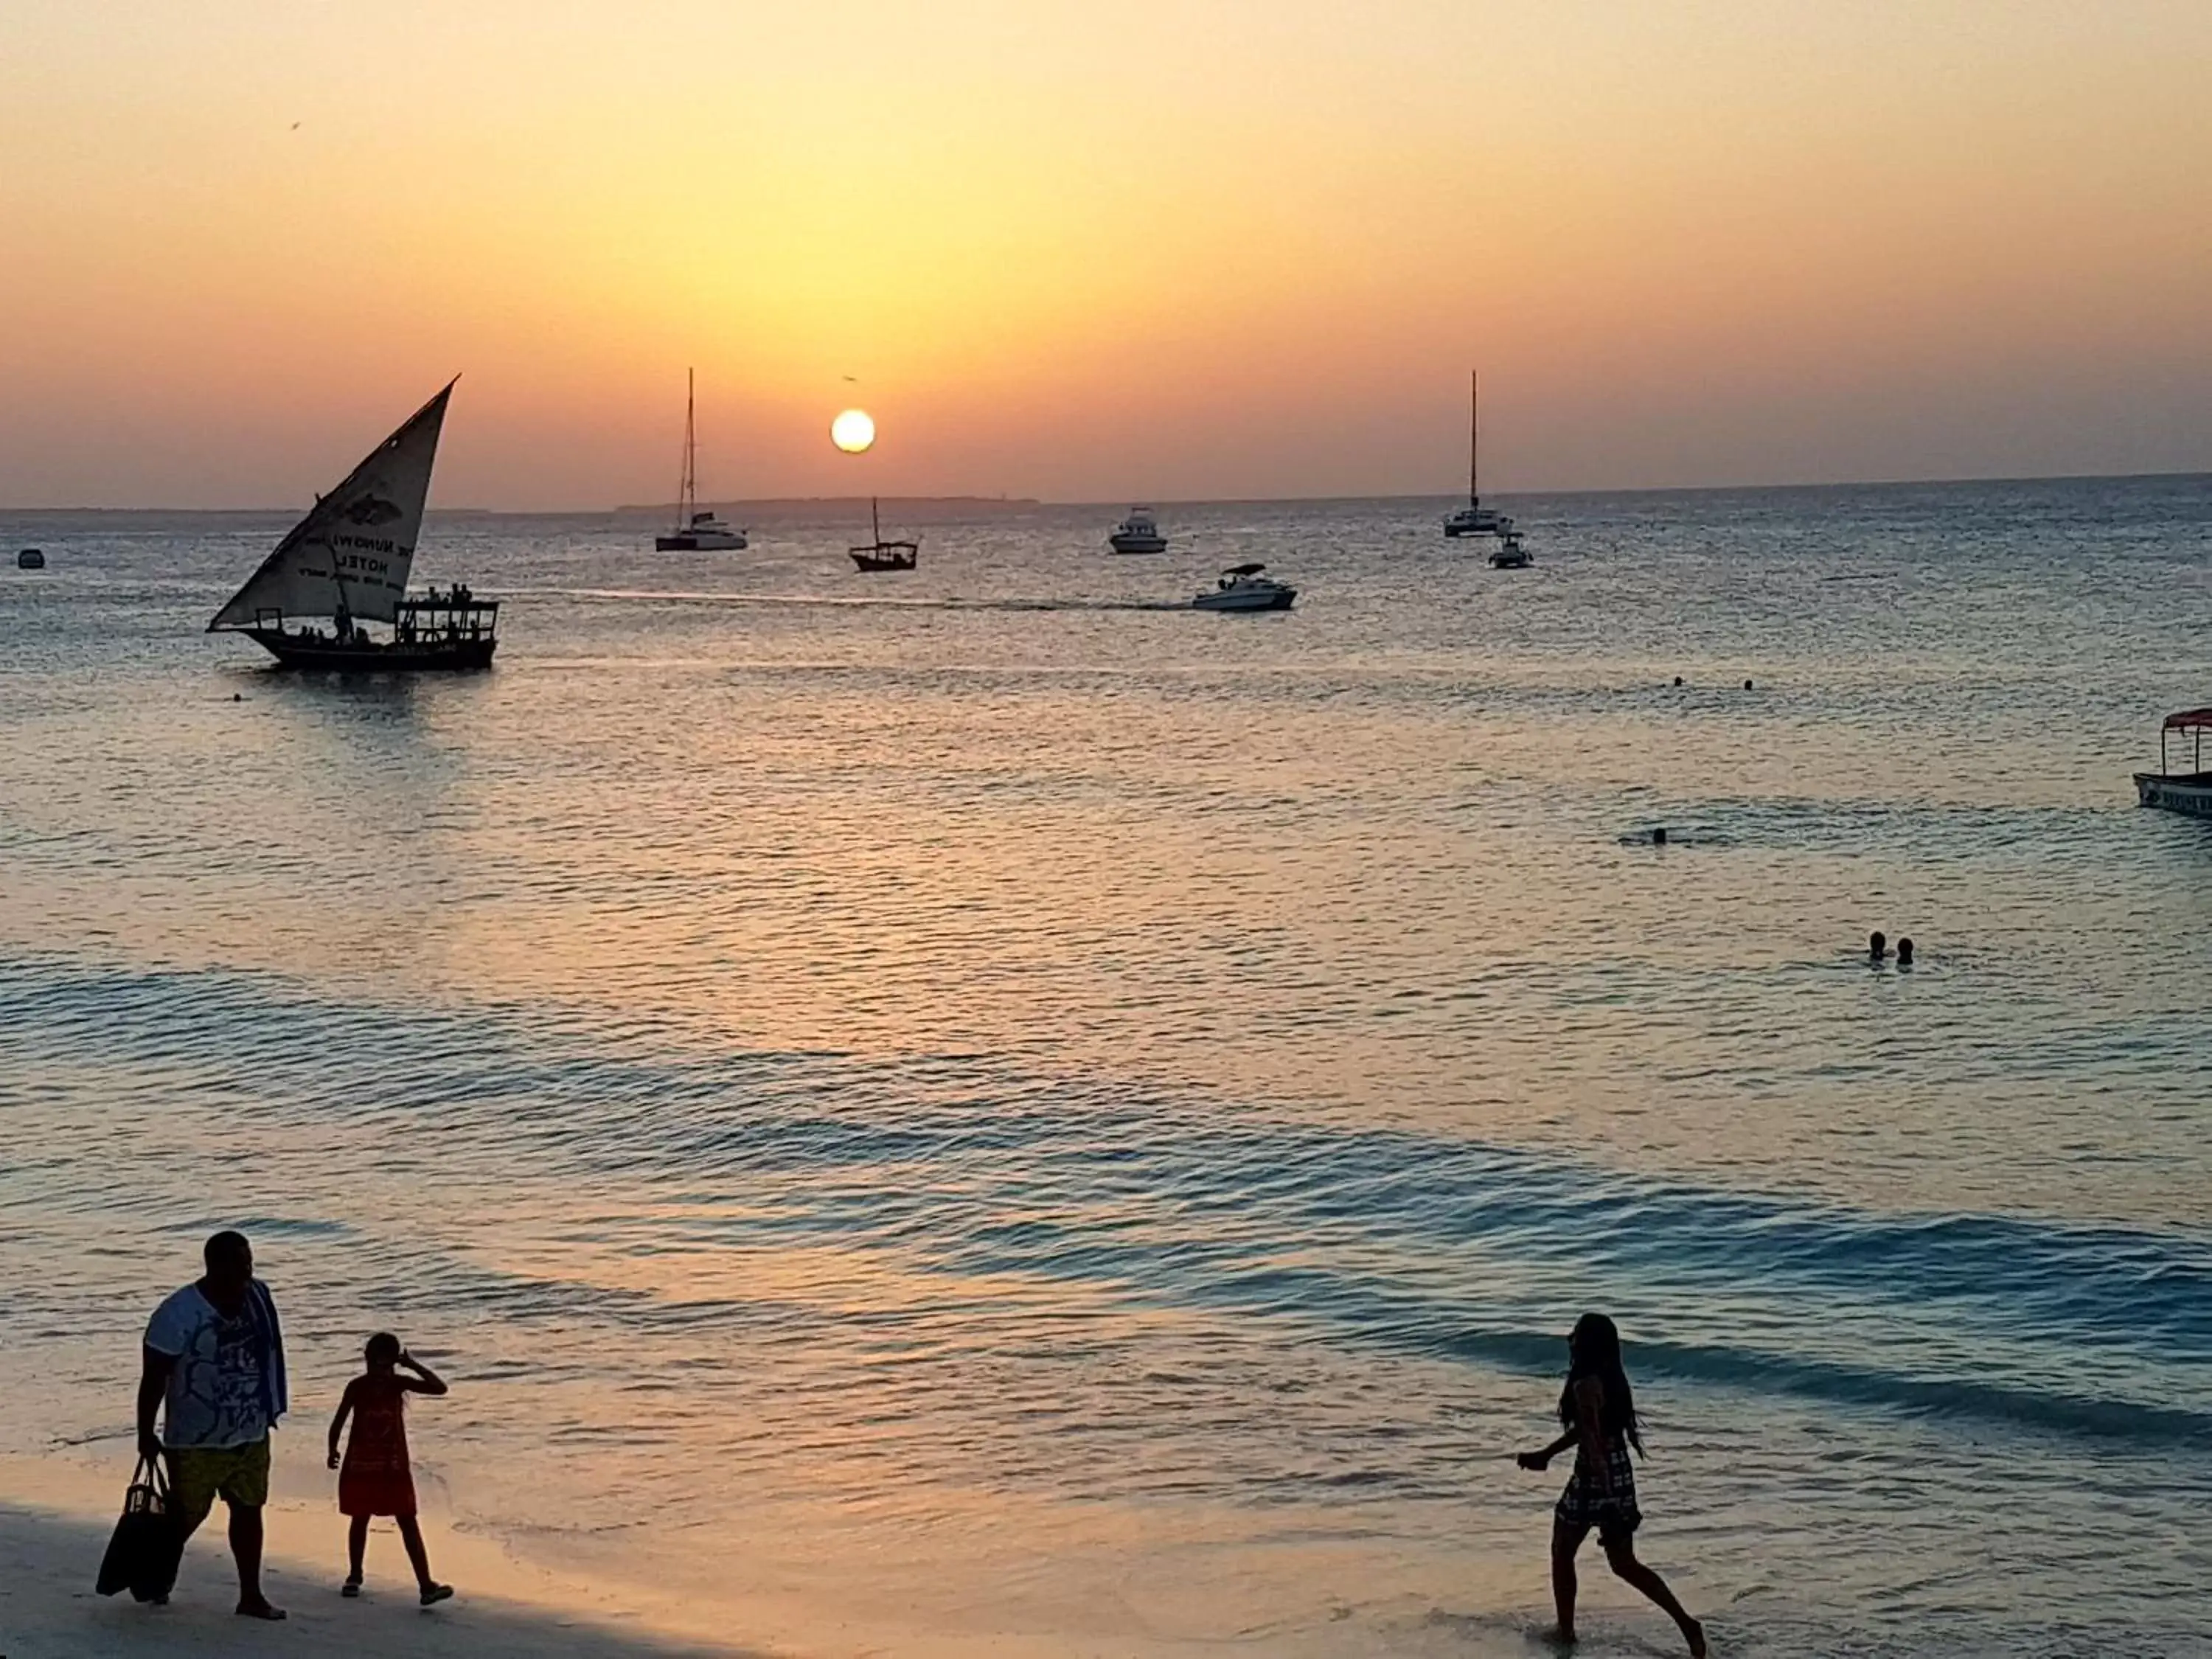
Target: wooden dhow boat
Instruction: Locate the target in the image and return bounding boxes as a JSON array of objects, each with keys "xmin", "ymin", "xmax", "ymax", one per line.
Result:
[
  {"xmin": 207, "ymin": 380, "xmax": 497, "ymax": 670},
  {"xmin": 849, "ymin": 498, "xmax": 918, "ymax": 572}
]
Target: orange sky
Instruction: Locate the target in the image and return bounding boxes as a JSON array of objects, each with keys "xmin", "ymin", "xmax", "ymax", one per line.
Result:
[{"xmin": 3, "ymin": 1, "xmax": 2208, "ymax": 507}]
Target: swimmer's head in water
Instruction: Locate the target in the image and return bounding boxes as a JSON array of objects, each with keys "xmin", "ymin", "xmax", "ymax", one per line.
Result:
[
  {"xmin": 1896, "ymin": 937, "xmax": 1914, "ymax": 965},
  {"xmin": 1870, "ymin": 931, "xmax": 1888, "ymax": 959}
]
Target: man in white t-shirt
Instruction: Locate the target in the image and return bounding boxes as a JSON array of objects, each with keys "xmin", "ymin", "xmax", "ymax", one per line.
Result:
[{"xmin": 136, "ymin": 1230, "xmax": 291, "ymax": 1621}]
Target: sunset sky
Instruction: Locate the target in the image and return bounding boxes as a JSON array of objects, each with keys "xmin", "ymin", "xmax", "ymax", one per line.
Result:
[{"xmin": 4, "ymin": 0, "xmax": 2208, "ymax": 508}]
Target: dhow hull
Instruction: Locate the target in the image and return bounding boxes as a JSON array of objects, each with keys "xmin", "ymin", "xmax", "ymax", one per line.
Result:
[{"xmin": 245, "ymin": 629, "xmax": 497, "ymax": 672}]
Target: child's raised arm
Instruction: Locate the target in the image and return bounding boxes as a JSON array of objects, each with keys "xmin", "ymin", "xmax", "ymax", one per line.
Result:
[
  {"xmin": 327, "ymin": 1377, "xmax": 358, "ymax": 1470},
  {"xmin": 398, "ymin": 1349, "xmax": 450, "ymax": 1397}
]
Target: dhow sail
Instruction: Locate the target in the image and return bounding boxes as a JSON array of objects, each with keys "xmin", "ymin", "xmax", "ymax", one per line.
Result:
[{"xmin": 209, "ymin": 380, "xmax": 455, "ymax": 631}]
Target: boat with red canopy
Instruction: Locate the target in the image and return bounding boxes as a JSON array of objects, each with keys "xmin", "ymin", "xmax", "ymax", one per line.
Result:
[{"xmin": 2135, "ymin": 708, "xmax": 2212, "ymax": 818}]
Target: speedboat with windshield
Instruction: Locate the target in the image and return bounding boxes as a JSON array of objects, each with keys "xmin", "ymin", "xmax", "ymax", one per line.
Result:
[
  {"xmin": 1193, "ymin": 563, "xmax": 1296, "ymax": 612},
  {"xmin": 1108, "ymin": 509, "xmax": 1169, "ymax": 554},
  {"xmin": 1488, "ymin": 530, "xmax": 1532, "ymax": 568}
]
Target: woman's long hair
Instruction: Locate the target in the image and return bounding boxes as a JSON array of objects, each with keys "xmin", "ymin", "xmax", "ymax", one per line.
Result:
[{"xmin": 1557, "ymin": 1312, "xmax": 1644, "ymax": 1455}]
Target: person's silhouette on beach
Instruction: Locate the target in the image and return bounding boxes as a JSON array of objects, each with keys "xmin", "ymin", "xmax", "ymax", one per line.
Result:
[
  {"xmin": 1518, "ymin": 1314, "xmax": 1705, "ymax": 1656},
  {"xmin": 136, "ymin": 1231, "xmax": 289, "ymax": 1620},
  {"xmin": 329, "ymin": 1332, "xmax": 453, "ymax": 1606}
]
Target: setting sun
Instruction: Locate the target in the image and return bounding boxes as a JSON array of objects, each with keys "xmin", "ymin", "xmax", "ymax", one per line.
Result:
[{"xmin": 830, "ymin": 409, "xmax": 876, "ymax": 455}]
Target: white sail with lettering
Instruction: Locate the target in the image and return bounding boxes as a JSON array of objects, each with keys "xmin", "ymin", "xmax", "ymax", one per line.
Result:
[{"xmin": 209, "ymin": 380, "xmax": 455, "ymax": 630}]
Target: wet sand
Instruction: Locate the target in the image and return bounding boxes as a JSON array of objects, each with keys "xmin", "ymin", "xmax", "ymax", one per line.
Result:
[{"xmin": 0, "ymin": 1453, "xmax": 1546, "ymax": 1659}]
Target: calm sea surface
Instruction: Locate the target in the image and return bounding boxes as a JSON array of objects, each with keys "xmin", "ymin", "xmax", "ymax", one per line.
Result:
[{"xmin": 2, "ymin": 479, "xmax": 2209, "ymax": 1657}]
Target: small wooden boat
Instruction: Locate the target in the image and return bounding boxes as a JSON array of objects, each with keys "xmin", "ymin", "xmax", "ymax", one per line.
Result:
[
  {"xmin": 849, "ymin": 498, "xmax": 918, "ymax": 572},
  {"xmin": 16, "ymin": 548, "xmax": 45, "ymax": 569},
  {"xmin": 2135, "ymin": 707, "xmax": 2212, "ymax": 818}
]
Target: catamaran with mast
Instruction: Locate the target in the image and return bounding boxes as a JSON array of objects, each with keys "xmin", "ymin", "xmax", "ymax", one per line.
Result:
[
  {"xmin": 206, "ymin": 380, "xmax": 498, "ymax": 670},
  {"xmin": 656, "ymin": 369, "xmax": 748, "ymax": 550},
  {"xmin": 1444, "ymin": 370, "xmax": 1513, "ymax": 538}
]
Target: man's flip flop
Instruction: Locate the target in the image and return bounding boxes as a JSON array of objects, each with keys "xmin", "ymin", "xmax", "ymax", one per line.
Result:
[
  {"xmin": 341, "ymin": 1580, "xmax": 361, "ymax": 1599},
  {"xmin": 420, "ymin": 1583, "xmax": 454, "ymax": 1607}
]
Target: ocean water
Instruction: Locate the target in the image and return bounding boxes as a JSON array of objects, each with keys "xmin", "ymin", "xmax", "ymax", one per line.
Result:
[{"xmin": 1, "ymin": 479, "xmax": 2209, "ymax": 1657}]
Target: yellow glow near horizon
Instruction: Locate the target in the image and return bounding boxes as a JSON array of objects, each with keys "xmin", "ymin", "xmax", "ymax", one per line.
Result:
[
  {"xmin": 831, "ymin": 410, "xmax": 877, "ymax": 455},
  {"xmin": 1, "ymin": 1, "xmax": 2209, "ymax": 507}
]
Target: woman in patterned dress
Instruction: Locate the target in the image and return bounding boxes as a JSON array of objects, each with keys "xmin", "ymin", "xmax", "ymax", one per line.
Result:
[
  {"xmin": 1518, "ymin": 1314, "xmax": 1704, "ymax": 1655},
  {"xmin": 327, "ymin": 1332, "xmax": 453, "ymax": 1606}
]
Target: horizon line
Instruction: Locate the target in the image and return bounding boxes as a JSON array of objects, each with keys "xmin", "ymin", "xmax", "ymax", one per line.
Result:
[{"xmin": 6, "ymin": 465, "xmax": 2208, "ymax": 517}]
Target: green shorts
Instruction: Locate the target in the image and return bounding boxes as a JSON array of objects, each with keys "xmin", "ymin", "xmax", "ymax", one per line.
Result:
[{"xmin": 167, "ymin": 1436, "xmax": 271, "ymax": 1528}]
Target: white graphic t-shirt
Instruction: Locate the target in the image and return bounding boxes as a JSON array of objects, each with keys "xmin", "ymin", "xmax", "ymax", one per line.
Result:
[{"xmin": 145, "ymin": 1284, "xmax": 269, "ymax": 1450}]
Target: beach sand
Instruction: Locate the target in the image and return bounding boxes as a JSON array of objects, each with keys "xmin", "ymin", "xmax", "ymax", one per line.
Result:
[
  {"xmin": 0, "ymin": 1453, "xmax": 1547, "ymax": 1659},
  {"xmin": 0, "ymin": 1444, "xmax": 757, "ymax": 1659},
  {"xmin": 0, "ymin": 1507, "xmax": 743, "ymax": 1659}
]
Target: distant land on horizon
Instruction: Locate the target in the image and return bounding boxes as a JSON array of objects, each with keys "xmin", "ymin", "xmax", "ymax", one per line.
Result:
[{"xmin": 6, "ymin": 470, "xmax": 2208, "ymax": 519}]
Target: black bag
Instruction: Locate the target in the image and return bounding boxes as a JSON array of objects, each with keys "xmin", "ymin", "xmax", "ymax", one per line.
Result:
[{"xmin": 96, "ymin": 1455, "xmax": 184, "ymax": 1602}]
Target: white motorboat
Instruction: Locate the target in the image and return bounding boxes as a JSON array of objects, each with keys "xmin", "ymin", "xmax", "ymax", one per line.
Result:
[
  {"xmin": 1193, "ymin": 563, "xmax": 1296, "ymax": 612},
  {"xmin": 655, "ymin": 368, "xmax": 749, "ymax": 551},
  {"xmin": 1108, "ymin": 509, "xmax": 1169, "ymax": 554},
  {"xmin": 1443, "ymin": 369, "xmax": 1513, "ymax": 538},
  {"xmin": 1489, "ymin": 530, "xmax": 1532, "ymax": 568},
  {"xmin": 2135, "ymin": 707, "xmax": 2212, "ymax": 818}
]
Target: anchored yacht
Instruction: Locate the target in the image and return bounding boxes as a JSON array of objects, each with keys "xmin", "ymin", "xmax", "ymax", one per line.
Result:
[
  {"xmin": 655, "ymin": 369, "xmax": 748, "ymax": 551},
  {"xmin": 1443, "ymin": 370, "xmax": 1514, "ymax": 538}
]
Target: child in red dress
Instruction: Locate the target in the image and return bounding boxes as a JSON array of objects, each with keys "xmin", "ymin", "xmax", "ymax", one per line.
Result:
[{"xmin": 327, "ymin": 1332, "xmax": 453, "ymax": 1605}]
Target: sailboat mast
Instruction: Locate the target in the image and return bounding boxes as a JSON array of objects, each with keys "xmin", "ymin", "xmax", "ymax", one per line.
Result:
[
  {"xmin": 681, "ymin": 367, "xmax": 697, "ymax": 524},
  {"xmin": 871, "ymin": 495, "xmax": 881, "ymax": 546},
  {"xmin": 1470, "ymin": 369, "xmax": 1480, "ymax": 507}
]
